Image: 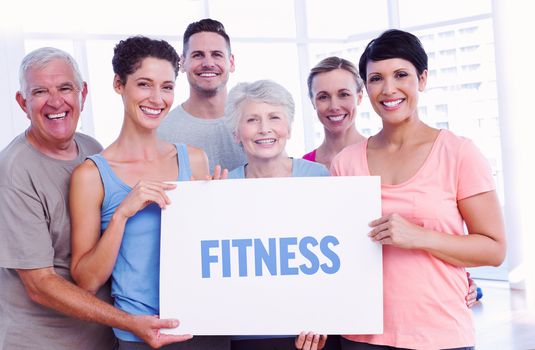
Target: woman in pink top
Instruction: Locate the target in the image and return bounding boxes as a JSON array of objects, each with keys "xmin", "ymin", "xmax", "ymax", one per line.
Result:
[
  {"xmin": 331, "ymin": 29, "xmax": 506, "ymax": 350},
  {"xmin": 303, "ymin": 57, "xmax": 366, "ymax": 170}
]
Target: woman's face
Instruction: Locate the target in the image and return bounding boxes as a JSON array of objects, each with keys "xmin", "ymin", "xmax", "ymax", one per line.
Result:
[
  {"xmin": 235, "ymin": 100, "xmax": 291, "ymax": 162},
  {"xmin": 364, "ymin": 58, "xmax": 427, "ymax": 125},
  {"xmin": 114, "ymin": 57, "xmax": 175, "ymax": 130},
  {"xmin": 310, "ymin": 69, "xmax": 362, "ymax": 135}
]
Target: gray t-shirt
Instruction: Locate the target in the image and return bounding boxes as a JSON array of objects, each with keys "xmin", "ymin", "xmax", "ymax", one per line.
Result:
[
  {"xmin": 158, "ymin": 105, "xmax": 246, "ymax": 172},
  {"xmin": 0, "ymin": 132, "xmax": 116, "ymax": 350}
]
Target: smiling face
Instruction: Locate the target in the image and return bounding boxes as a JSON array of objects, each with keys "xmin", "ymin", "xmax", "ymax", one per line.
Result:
[
  {"xmin": 181, "ymin": 32, "xmax": 235, "ymax": 96},
  {"xmin": 114, "ymin": 57, "xmax": 175, "ymax": 130},
  {"xmin": 16, "ymin": 58, "xmax": 87, "ymax": 149},
  {"xmin": 311, "ymin": 68, "xmax": 362, "ymax": 135},
  {"xmin": 365, "ymin": 58, "xmax": 427, "ymax": 125},
  {"xmin": 236, "ymin": 100, "xmax": 291, "ymax": 162}
]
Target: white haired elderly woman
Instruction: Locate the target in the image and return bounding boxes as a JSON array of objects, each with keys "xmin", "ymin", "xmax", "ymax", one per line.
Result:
[
  {"xmin": 227, "ymin": 80, "xmax": 329, "ymax": 179},
  {"xmin": 225, "ymin": 80, "xmax": 336, "ymax": 350}
]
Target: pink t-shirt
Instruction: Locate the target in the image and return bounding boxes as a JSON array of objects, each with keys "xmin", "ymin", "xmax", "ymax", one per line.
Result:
[
  {"xmin": 331, "ymin": 129, "xmax": 494, "ymax": 349},
  {"xmin": 302, "ymin": 149, "xmax": 317, "ymax": 162}
]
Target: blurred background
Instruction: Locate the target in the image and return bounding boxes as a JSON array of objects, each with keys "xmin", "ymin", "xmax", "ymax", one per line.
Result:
[{"xmin": 1, "ymin": 0, "xmax": 533, "ymax": 297}]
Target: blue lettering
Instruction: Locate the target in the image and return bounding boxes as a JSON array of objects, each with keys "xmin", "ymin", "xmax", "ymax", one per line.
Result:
[
  {"xmin": 298, "ymin": 236, "xmax": 319, "ymax": 275},
  {"xmin": 221, "ymin": 239, "xmax": 231, "ymax": 277},
  {"xmin": 320, "ymin": 235, "xmax": 340, "ymax": 274},
  {"xmin": 232, "ymin": 239, "xmax": 253, "ymax": 277},
  {"xmin": 279, "ymin": 237, "xmax": 299, "ymax": 275},
  {"xmin": 254, "ymin": 238, "xmax": 277, "ymax": 276},
  {"xmin": 201, "ymin": 240, "xmax": 219, "ymax": 278}
]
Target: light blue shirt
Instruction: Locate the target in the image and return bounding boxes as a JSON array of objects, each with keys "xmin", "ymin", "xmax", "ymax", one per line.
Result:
[
  {"xmin": 88, "ymin": 144, "xmax": 192, "ymax": 342},
  {"xmin": 228, "ymin": 158, "xmax": 329, "ymax": 179}
]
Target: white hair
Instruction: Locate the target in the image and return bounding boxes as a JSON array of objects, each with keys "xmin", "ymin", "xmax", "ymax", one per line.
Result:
[
  {"xmin": 225, "ymin": 79, "xmax": 295, "ymax": 135},
  {"xmin": 19, "ymin": 47, "xmax": 84, "ymax": 97}
]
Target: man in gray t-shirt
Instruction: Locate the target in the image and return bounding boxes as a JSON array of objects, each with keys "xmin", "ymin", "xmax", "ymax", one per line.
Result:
[
  {"xmin": 158, "ymin": 18, "xmax": 246, "ymax": 172},
  {"xmin": 0, "ymin": 47, "xmax": 189, "ymax": 350}
]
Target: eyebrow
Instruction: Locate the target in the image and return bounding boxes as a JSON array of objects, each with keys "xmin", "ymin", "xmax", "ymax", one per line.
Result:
[
  {"xmin": 190, "ymin": 49, "xmax": 225, "ymax": 55},
  {"xmin": 30, "ymin": 82, "xmax": 77, "ymax": 92},
  {"xmin": 136, "ymin": 77, "xmax": 175, "ymax": 84}
]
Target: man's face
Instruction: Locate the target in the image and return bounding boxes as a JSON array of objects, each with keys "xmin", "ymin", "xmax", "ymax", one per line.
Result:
[
  {"xmin": 16, "ymin": 58, "xmax": 87, "ymax": 147},
  {"xmin": 182, "ymin": 32, "xmax": 235, "ymax": 96}
]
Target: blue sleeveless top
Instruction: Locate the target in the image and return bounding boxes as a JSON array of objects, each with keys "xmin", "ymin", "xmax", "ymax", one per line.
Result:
[{"xmin": 88, "ymin": 143, "xmax": 192, "ymax": 342}]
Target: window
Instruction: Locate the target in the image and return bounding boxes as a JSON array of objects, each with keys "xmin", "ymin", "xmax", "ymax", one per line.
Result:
[
  {"xmin": 441, "ymin": 67, "xmax": 458, "ymax": 74},
  {"xmin": 439, "ymin": 49, "xmax": 456, "ymax": 56},
  {"xmin": 435, "ymin": 104, "xmax": 449, "ymax": 113},
  {"xmin": 436, "ymin": 121, "xmax": 450, "ymax": 129},
  {"xmin": 418, "ymin": 106, "xmax": 428, "ymax": 118},
  {"xmin": 460, "ymin": 45, "xmax": 479, "ymax": 53},
  {"xmin": 462, "ymin": 64, "xmax": 481, "ymax": 71},
  {"xmin": 461, "ymin": 82, "xmax": 482, "ymax": 90},
  {"xmin": 438, "ymin": 30, "xmax": 455, "ymax": 38},
  {"xmin": 459, "ymin": 26, "xmax": 478, "ymax": 35}
]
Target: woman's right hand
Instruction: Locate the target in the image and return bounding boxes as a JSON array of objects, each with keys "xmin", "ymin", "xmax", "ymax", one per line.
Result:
[{"xmin": 115, "ymin": 180, "xmax": 177, "ymax": 219}]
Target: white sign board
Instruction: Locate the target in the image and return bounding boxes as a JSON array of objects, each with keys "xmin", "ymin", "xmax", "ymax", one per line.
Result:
[{"xmin": 160, "ymin": 176, "xmax": 382, "ymax": 335}]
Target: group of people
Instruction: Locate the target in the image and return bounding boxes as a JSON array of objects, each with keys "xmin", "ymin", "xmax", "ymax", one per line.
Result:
[{"xmin": 0, "ymin": 17, "xmax": 505, "ymax": 350}]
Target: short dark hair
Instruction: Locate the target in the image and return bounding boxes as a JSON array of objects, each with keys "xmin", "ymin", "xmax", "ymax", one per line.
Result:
[
  {"xmin": 358, "ymin": 29, "xmax": 428, "ymax": 82},
  {"xmin": 307, "ymin": 56, "xmax": 363, "ymax": 99},
  {"xmin": 182, "ymin": 18, "xmax": 231, "ymax": 55},
  {"xmin": 112, "ymin": 36, "xmax": 180, "ymax": 84}
]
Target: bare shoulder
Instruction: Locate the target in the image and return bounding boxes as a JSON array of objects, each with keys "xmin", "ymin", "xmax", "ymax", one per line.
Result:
[
  {"xmin": 70, "ymin": 159, "xmax": 104, "ymax": 203},
  {"xmin": 186, "ymin": 145, "xmax": 208, "ymax": 164},
  {"xmin": 72, "ymin": 158, "xmax": 101, "ymax": 184},
  {"xmin": 186, "ymin": 145, "xmax": 209, "ymax": 177}
]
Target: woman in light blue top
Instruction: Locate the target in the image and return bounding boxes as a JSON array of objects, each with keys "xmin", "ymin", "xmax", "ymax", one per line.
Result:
[
  {"xmin": 225, "ymin": 80, "xmax": 334, "ymax": 350},
  {"xmin": 69, "ymin": 36, "xmax": 229, "ymax": 350}
]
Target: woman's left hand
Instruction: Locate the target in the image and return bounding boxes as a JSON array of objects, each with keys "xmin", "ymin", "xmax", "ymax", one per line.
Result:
[
  {"xmin": 190, "ymin": 165, "xmax": 229, "ymax": 181},
  {"xmin": 295, "ymin": 332, "xmax": 327, "ymax": 350},
  {"xmin": 368, "ymin": 213, "xmax": 424, "ymax": 249},
  {"xmin": 206, "ymin": 164, "xmax": 228, "ymax": 180}
]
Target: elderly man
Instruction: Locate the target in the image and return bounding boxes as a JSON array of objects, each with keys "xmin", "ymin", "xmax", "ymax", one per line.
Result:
[
  {"xmin": 0, "ymin": 47, "xmax": 190, "ymax": 349},
  {"xmin": 158, "ymin": 18, "xmax": 246, "ymax": 172}
]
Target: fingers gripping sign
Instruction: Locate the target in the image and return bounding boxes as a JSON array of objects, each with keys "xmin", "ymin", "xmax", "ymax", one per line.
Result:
[
  {"xmin": 295, "ymin": 331, "xmax": 327, "ymax": 350},
  {"xmin": 190, "ymin": 164, "xmax": 229, "ymax": 181},
  {"xmin": 116, "ymin": 180, "xmax": 177, "ymax": 219},
  {"xmin": 205, "ymin": 164, "xmax": 229, "ymax": 180},
  {"xmin": 368, "ymin": 213, "xmax": 424, "ymax": 249}
]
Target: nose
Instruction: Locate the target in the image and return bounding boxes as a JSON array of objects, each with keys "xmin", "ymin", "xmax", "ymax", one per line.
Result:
[
  {"xmin": 46, "ymin": 90, "xmax": 64, "ymax": 109},
  {"xmin": 329, "ymin": 97, "xmax": 341, "ymax": 111},
  {"xmin": 382, "ymin": 77, "xmax": 397, "ymax": 95},
  {"xmin": 149, "ymin": 88, "xmax": 164, "ymax": 104},
  {"xmin": 258, "ymin": 119, "xmax": 272, "ymax": 134},
  {"xmin": 201, "ymin": 56, "xmax": 215, "ymax": 68}
]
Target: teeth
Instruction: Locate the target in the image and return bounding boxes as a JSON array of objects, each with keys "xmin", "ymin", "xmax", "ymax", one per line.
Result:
[
  {"xmin": 47, "ymin": 112, "xmax": 67, "ymax": 119},
  {"xmin": 255, "ymin": 139, "xmax": 276, "ymax": 145},
  {"xmin": 327, "ymin": 115, "xmax": 345, "ymax": 122},
  {"xmin": 140, "ymin": 107, "xmax": 162, "ymax": 115},
  {"xmin": 199, "ymin": 73, "xmax": 217, "ymax": 77},
  {"xmin": 383, "ymin": 99, "xmax": 403, "ymax": 108}
]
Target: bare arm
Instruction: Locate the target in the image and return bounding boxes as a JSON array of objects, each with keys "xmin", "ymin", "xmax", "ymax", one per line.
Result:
[
  {"xmin": 424, "ymin": 190, "xmax": 506, "ymax": 267},
  {"xmin": 368, "ymin": 190, "xmax": 506, "ymax": 267},
  {"xmin": 17, "ymin": 267, "xmax": 191, "ymax": 348},
  {"xmin": 70, "ymin": 160, "xmax": 176, "ymax": 294},
  {"xmin": 69, "ymin": 160, "xmax": 124, "ymax": 293}
]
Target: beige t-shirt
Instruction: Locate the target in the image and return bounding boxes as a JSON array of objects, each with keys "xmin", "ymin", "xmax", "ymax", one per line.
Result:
[{"xmin": 0, "ymin": 132, "xmax": 116, "ymax": 349}]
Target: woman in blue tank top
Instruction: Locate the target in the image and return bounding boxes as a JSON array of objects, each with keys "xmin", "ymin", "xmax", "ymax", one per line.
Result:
[
  {"xmin": 68, "ymin": 36, "xmax": 229, "ymax": 350},
  {"xmin": 225, "ymin": 80, "xmax": 335, "ymax": 350}
]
